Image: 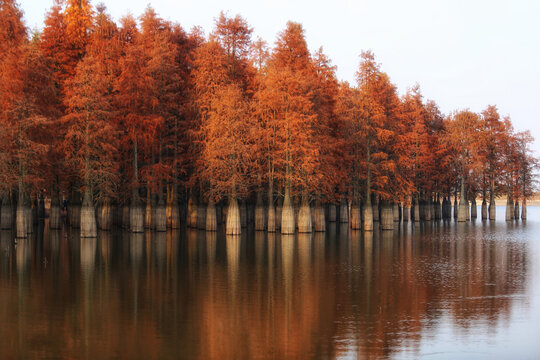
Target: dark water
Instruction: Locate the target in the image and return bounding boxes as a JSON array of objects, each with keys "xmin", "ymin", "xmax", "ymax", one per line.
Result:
[{"xmin": 1, "ymin": 207, "xmax": 539, "ymax": 359}]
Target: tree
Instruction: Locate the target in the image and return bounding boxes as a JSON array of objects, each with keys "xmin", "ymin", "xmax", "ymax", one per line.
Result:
[{"xmin": 63, "ymin": 52, "xmax": 117, "ymax": 236}]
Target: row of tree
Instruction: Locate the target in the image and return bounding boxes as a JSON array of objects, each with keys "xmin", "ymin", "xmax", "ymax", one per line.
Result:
[{"xmin": 0, "ymin": 0, "xmax": 536, "ymax": 238}]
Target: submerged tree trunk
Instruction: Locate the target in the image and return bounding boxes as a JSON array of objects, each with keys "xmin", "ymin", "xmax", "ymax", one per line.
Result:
[
  {"xmin": 255, "ymin": 192, "xmax": 265, "ymax": 231},
  {"xmin": 328, "ymin": 203, "xmax": 337, "ymax": 222},
  {"xmin": 187, "ymin": 193, "xmax": 197, "ymax": 228},
  {"xmin": 372, "ymin": 196, "xmax": 380, "ymax": 222},
  {"xmin": 481, "ymin": 194, "xmax": 488, "ymax": 220},
  {"xmin": 505, "ymin": 193, "xmax": 514, "ymax": 221},
  {"xmin": 130, "ymin": 196, "xmax": 144, "ymax": 233},
  {"xmin": 313, "ymin": 200, "xmax": 325, "ymax": 232},
  {"xmin": 514, "ymin": 200, "xmax": 520, "ymax": 220},
  {"xmin": 339, "ymin": 198, "xmax": 348, "ymax": 223},
  {"xmin": 402, "ymin": 202, "xmax": 410, "ymax": 222},
  {"xmin": 424, "ymin": 196, "xmax": 432, "ymax": 221},
  {"xmin": 413, "ymin": 196, "xmax": 420, "ymax": 223},
  {"xmin": 98, "ymin": 198, "xmax": 112, "ymax": 231},
  {"xmin": 457, "ymin": 179, "xmax": 468, "ymax": 222},
  {"xmin": 154, "ymin": 191, "xmax": 166, "ymax": 232},
  {"xmin": 80, "ymin": 188, "xmax": 97, "ymax": 238},
  {"xmin": 49, "ymin": 191, "xmax": 62, "ymax": 230},
  {"xmin": 521, "ymin": 198, "xmax": 527, "ymax": 220},
  {"xmin": 297, "ymin": 194, "xmax": 312, "ymax": 233},
  {"xmin": 226, "ymin": 196, "xmax": 241, "ymax": 235},
  {"xmin": 470, "ymin": 196, "xmax": 477, "ymax": 219},
  {"xmin": 281, "ymin": 187, "xmax": 295, "ymax": 235},
  {"xmin": 350, "ymin": 200, "xmax": 361, "ymax": 230},
  {"xmin": 69, "ymin": 189, "xmax": 81, "ymax": 228},
  {"xmin": 363, "ymin": 201, "xmax": 373, "ymax": 231},
  {"xmin": 380, "ymin": 200, "xmax": 394, "ymax": 230},
  {"xmin": 1, "ymin": 193, "xmax": 13, "ymax": 230},
  {"xmin": 489, "ymin": 185, "xmax": 496, "ymax": 221},
  {"xmin": 267, "ymin": 188, "xmax": 276, "ymax": 233},
  {"xmin": 166, "ymin": 186, "xmax": 180, "ymax": 229},
  {"xmin": 393, "ymin": 203, "xmax": 400, "ymax": 222},
  {"xmin": 206, "ymin": 200, "xmax": 217, "ymax": 231},
  {"xmin": 16, "ymin": 192, "xmax": 27, "ymax": 239},
  {"xmin": 197, "ymin": 200, "xmax": 206, "ymax": 230}
]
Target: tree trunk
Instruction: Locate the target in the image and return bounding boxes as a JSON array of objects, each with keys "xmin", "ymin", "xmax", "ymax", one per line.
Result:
[
  {"xmin": 481, "ymin": 197, "xmax": 488, "ymax": 220},
  {"xmin": 281, "ymin": 187, "xmax": 295, "ymax": 234},
  {"xmin": 226, "ymin": 196, "xmax": 241, "ymax": 235},
  {"xmin": 197, "ymin": 201, "xmax": 207, "ymax": 230},
  {"xmin": 372, "ymin": 196, "xmax": 380, "ymax": 222},
  {"xmin": 98, "ymin": 199, "xmax": 112, "ymax": 231},
  {"xmin": 413, "ymin": 196, "xmax": 420, "ymax": 223},
  {"xmin": 239, "ymin": 201, "xmax": 247, "ymax": 228},
  {"xmin": 267, "ymin": 188, "xmax": 275, "ymax": 232},
  {"xmin": 206, "ymin": 200, "xmax": 217, "ymax": 231},
  {"xmin": 521, "ymin": 198, "xmax": 527, "ymax": 220},
  {"xmin": 350, "ymin": 200, "xmax": 361, "ymax": 230},
  {"xmin": 505, "ymin": 193, "xmax": 514, "ymax": 221},
  {"xmin": 80, "ymin": 188, "xmax": 97, "ymax": 238},
  {"xmin": 255, "ymin": 192, "xmax": 265, "ymax": 231},
  {"xmin": 49, "ymin": 191, "xmax": 61, "ymax": 230},
  {"xmin": 166, "ymin": 186, "xmax": 180, "ymax": 229},
  {"xmin": 514, "ymin": 200, "xmax": 520, "ymax": 220},
  {"xmin": 276, "ymin": 197, "xmax": 283, "ymax": 230},
  {"xmin": 339, "ymin": 198, "xmax": 348, "ymax": 223},
  {"xmin": 130, "ymin": 200, "xmax": 144, "ymax": 233},
  {"xmin": 457, "ymin": 180, "xmax": 468, "ymax": 222},
  {"xmin": 1, "ymin": 194, "xmax": 13, "ymax": 230},
  {"xmin": 402, "ymin": 203, "xmax": 410, "ymax": 222},
  {"xmin": 424, "ymin": 197, "xmax": 432, "ymax": 221},
  {"xmin": 122, "ymin": 204, "xmax": 130, "ymax": 229},
  {"xmin": 145, "ymin": 188, "xmax": 152, "ymax": 229},
  {"xmin": 69, "ymin": 190, "xmax": 81, "ymax": 228},
  {"xmin": 393, "ymin": 203, "xmax": 400, "ymax": 222},
  {"xmin": 313, "ymin": 200, "xmax": 325, "ymax": 232},
  {"xmin": 187, "ymin": 193, "xmax": 197, "ymax": 228},
  {"xmin": 380, "ymin": 200, "xmax": 394, "ymax": 230},
  {"xmin": 435, "ymin": 196, "xmax": 442, "ymax": 220},
  {"xmin": 155, "ymin": 193, "xmax": 166, "ymax": 232},
  {"xmin": 470, "ymin": 196, "xmax": 477, "ymax": 219},
  {"xmin": 453, "ymin": 195, "xmax": 458, "ymax": 220},
  {"xmin": 363, "ymin": 202, "xmax": 373, "ymax": 231},
  {"xmin": 297, "ymin": 195, "xmax": 312, "ymax": 233},
  {"xmin": 489, "ymin": 188, "xmax": 496, "ymax": 221},
  {"xmin": 16, "ymin": 194, "xmax": 26, "ymax": 239},
  {"xmin": 328, "ymin": 203, "xmax": 337, "ymax": 222}
]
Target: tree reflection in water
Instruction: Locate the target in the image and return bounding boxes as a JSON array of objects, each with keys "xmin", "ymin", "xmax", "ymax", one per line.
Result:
[{"xmin": 0, "ymin": 217, "xmax": 534, "ymax": 359}]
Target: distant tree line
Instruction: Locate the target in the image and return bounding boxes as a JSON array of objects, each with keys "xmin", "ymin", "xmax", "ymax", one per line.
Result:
[{"xmin": 0, "ymin": 0, "xmax": 536, "ymax": 238}]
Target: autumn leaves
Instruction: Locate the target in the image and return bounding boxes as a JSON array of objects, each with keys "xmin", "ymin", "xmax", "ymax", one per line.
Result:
[{"xmin": 0, "ymin": 0, "xmax": 536, "ymax": 238}]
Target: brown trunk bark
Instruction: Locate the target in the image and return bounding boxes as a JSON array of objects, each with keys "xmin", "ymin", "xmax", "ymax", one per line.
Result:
[
  {"xmin": 1, "ymin": 193, "xmax": 13, "ymax": 230},
  {"xmin": 226, "ymin": 196, "xmax": 241, "ymax": 235},
  {"xmin": 206, "ymin": 200, "xmax": 217, "ymax": 231},
  {"xmin": 505, "ymin": 193, "xmax": 513, "ymax": 221},
  {"xmin": 255, "ymin": 192, "xmax": 265, "ymax": 231},
  {"xmin": 80, "ymin": 188, "xmax": 97, "ymax": 238},
  {"xmin": 521, "ymin": 198, "xmax": 527, "ymax": 220},
  {"xmin": 350, "ymin": 200, "xmax": 361, "ymax": 230},
  {"xmin": 514, "ymin": 200, "xmax": 520, "ymax": 220},
  {"xmin": 297, "ymin": 195, "xmax": 312, "ymax": 233},
  {"xmin": 470, "ymin": 196, "xmax": 477, "ymax": 219},
  {"xmin": 339, "ymin": 198, "xmax": 348, "ymax": 223},
  {"xmin": 154, "ymin": 193, "xmax": 166, "ymax": 232},
  {"xmin": 328, "ymin": 203, "xmax": 337, "ymax": 222},
  {"xmin": 281, "ymin": 187, "xmax": 295, "ymax": 235},
  {"xmin": 313, "ymin": 200, "xmax": 325, "ymax": 232},
  {"xmin": 380, "ymin": 200, "xmax": 394, "ymax": 230}
]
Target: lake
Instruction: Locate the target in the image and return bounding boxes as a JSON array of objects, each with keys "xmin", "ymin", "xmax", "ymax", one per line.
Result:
[{"xmin": 0, "ymin": 206, "xmax": 539, "ymax": 359}]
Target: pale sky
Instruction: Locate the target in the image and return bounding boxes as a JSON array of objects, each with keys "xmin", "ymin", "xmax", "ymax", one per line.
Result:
[{"xmin": 17, "ymin": 0, "xmax": 540, "ymax": 154}]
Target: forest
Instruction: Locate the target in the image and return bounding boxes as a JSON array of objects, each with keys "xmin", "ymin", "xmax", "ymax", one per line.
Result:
[{"xmin": 0, "ymin": 0, "xmax": 537, "ymax": 238}]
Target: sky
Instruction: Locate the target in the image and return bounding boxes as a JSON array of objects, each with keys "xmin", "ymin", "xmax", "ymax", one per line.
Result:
[{"xmin": 17, "ymin": 0, "xmax": 540, "ymax": 154}]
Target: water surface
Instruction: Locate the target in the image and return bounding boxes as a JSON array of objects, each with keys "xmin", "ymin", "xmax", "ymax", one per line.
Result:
[{"xmin": 0, "ymin": 207, "xmax": 539, "ymax": 359}]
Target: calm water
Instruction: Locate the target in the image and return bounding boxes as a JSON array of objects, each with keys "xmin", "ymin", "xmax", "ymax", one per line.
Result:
[{"xmin": 0, "ymin": 207, "xmax": 539, "ymax": 359}]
